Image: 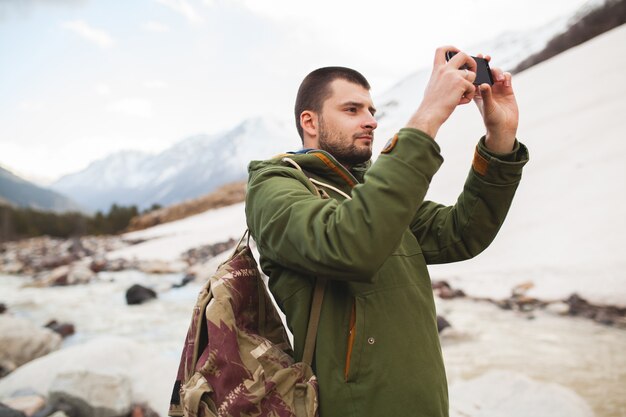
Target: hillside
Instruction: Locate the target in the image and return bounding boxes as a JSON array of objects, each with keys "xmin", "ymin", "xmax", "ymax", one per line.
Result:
[
  {"xmin": 126, "ymin": 181, "xmax": 246, "ymax": 232},
  {"xmin": 513, "ymin": 0, "xmax": 626, "ymax": 72},
  {"xmin": 111, "ymin": 24, "xmax": 626, "ymax": 309},
  {"xmin": 51, "ymin": 118, "xmax": 293, "ymax": 212},
  {"xmin": 0, "ymin": 165, "xmax": 81, "ymax": 213},
  {"xmin": 426, "ymin": 24, "xmax": 626, "ymax": 305}
]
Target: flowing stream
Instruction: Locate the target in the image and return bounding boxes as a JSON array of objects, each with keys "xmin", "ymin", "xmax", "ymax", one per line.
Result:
[{"xmin": 2, "ymin": 273, "xmax": 625, "ymax": 416}]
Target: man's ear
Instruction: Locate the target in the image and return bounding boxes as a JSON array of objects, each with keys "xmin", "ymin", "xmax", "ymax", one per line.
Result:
[{"xmin": 300, "ymin": 110, "xmax": 318, "ymax": 144}]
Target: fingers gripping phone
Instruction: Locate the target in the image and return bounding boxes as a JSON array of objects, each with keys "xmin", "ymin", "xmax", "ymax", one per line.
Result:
[{"xmin": 445, "ymin": 51, "xmax": 494, "ymax": 86}]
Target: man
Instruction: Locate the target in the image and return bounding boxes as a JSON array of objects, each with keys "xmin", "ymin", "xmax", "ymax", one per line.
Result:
[{"xmin": 245, "ymin": 46, "xmax": 528, "ymax": 417}]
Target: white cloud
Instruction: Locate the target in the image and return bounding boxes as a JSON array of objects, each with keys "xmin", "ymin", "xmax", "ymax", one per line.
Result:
[
  {"xmin": 18, "ymin": 100, "xmax": 45, "ymax": 112},
  {"xmin": 143, "ymin": 21, "xmax": 171, "ymax": 33},
  {"xmin": 95, "ymin": 83, "xmax": 112, "ymax": 96},
  {"xmin": 154, "ymin": 0, "xmax": 203, "ymax": 23},
  {"xmin": 61, "ymin": 19, "xmax": 114, "ymax": 48},
  {"xmin": 144, "ymin": 80, "xmax": 168, "ymax": 89},
  {"xmin": 107, "ymin": 98, "xmax": 153, "ymax": 118}
]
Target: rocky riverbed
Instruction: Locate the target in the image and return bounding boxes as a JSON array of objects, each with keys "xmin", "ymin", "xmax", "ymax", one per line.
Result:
[{"xmin": 1, "ymin": 234, "xmax": 625, "ymax": 417}]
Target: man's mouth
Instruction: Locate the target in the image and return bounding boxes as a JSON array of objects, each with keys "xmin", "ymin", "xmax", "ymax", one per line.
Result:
[{"xmin": 354, "ymin": 133, "xmax": 373, "ymax": 141}]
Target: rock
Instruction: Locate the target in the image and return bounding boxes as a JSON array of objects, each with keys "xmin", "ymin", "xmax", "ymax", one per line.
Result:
[
  {"xmin": 0, "ymin": 303, "xmax": 6, "ymax": 314},
  {"xmin": 565, "ymin": 293, "xmax": 592, "ymax": 316},
  {"xmin": 89, "ymin": 258, "xmax": 107, "ymax": 273},
  {"xmin": 48, "ymin": 371, "xmax": 132, "ymax": 417},
  {"xmin": 181, "ymin": 238, "xmax": 237, "ymax": 265},
  {"xmin": 0, "ymin": 316, "xmax": 62, "ymax": 370},
  {"xmin": 130, "ymin": 403, "xmax": 159, "ymax": 417},
  {"xmin": 432, "ymin": 280, "xmax": 465, "ymax": 300},
  {"xmin": 35, "ymin": 266, "xmax": 70, "ymax": 287},
  {"xmin": 1, "ymin": 261, "xmax": 24, "ymax": 274},
  {"xmin": 44, "ymin": 321, "xmax": 76, "ymax": 339},
  {"xmin": 0, "ymin": 359, "xmax": 16, "ymax": 378},
  {"xmin": 0, "ymin": 404, "xmax": 26, "ymax": 417},
  {"xmin": 67, "ymin": 239, "xmax": 92, "ymax": 259},
  {"xmin": 431, "ymin": 280, "xmax": 450, "ymax": 290},
  {"xmin": 0, "ymin": 336, "xmax": 178, "ymax": 415},
  {"xmin": 137, "ymin": 260, "xmax": 182, "ymax": 274},
  {"xmin": 30, "ymin": 404, "xmax": 57, "ymax": 417},
  {"xmin": 35, "ymin": 255, "xmax": 75, "ymax": 273},
  {"xmin": 563, "ymin": 293, "xmax": 626, "ymax": 326},
  {"xmin": 545, "ymin": 301, "xmax": 570, "ymax": 315},
  {"xmin": 0, "ymin": 236, "xmax": 130, "ymax": 275},
  {"xmin": 104, "ymin": 258, "xmax": 134, "ymax": 272},
  {"xmin": 511, "ymin": 280, "xmax": 534, "ymax": 297},
  {"xmin": 494, "ymin": 299, "xmax": 513, "ymax": 310},
  {"xmin": 31, "ymin": 399, "xmax": 74, "ymax": 417},
  {"xmin": 171, "ymin": 274, "xmax": 195, "ymax": 289},
  {"xmin": 65, "ymin": 265, "xmax": 95, "ymax": 285},
  {"xmin": 125, "ymin": 285, "xmax": 157, "ymax": 305},
  {"xmin": 437, "ymin": 315, "xmax": 452, "ymax": 333},
  {"xmin": 1, "ymin": 395, "xmax": 45, "ymax": 417},
  {"xmin": 449, "ymin": 370, "xmax": 594, "ymax": 417},
  {"xmin": 34, "ymin": 264, "xmax": 95, "ymax": 287},
  {"xmin": 594, "ymin": 309, "xmax": 614, "ymax": 326}
]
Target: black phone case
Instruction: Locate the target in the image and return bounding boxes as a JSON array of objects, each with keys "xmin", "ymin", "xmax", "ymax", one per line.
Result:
[{"xmin": 445, "ymin": 51, "xmax": 494, "ymax": 86}]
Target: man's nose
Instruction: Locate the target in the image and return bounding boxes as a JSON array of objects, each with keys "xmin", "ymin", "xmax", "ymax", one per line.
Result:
[{"xmin": 363, "ymin": 113, "xmax": 378, "ymax": 130}]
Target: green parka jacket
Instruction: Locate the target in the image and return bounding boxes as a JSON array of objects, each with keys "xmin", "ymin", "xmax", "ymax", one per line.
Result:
[{"xmin": 245, "ymin": 128, "xmax": 529, "ymax": 417}]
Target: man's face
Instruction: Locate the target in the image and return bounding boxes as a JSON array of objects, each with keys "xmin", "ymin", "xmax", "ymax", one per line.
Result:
[{"xmin": 315, "ymin": 79, "xmax": 378, "ymax": 167}]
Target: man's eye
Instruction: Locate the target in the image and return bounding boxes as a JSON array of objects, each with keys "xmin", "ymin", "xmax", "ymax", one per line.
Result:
[{"xmin": 346, "ymin": 107, "xmax": 357, "ymax": 113}]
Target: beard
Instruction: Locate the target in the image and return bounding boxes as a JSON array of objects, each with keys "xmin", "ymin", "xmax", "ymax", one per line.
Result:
[{"xmin": 318, "ymin": 117, "xmax": 373, "ymax": 167}]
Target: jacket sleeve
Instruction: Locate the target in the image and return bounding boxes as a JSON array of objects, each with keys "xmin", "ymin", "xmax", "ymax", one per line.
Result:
[
  {"xmin": 410, "ymin": 136, "xmax": 529, "ymax": 264},
  {"xmin": 246, "ymin": 128, "xmax": 443, "ymax": 282}
]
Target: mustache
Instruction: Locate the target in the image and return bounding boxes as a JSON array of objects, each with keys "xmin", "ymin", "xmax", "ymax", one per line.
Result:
[{"xmin": 352, "ymin": 131, "xmax": 374, "ymax": 139}]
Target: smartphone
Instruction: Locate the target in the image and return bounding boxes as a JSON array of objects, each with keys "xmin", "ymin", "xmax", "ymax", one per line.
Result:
[{"xmin": 445, "ymin": 51, "xmax": 494, "ymax": 86}]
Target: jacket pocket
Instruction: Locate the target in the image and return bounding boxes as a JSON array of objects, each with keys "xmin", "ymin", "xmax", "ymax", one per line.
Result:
[
  {"xmin": 180, "ymin": 372, "xmax": 218, "ymax": 417},
  {"xmin": 344, "ymin": 297, "xmax": 366, "ymax": 383}
]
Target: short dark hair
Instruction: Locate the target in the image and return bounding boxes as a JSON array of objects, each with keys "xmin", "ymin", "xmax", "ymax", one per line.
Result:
[{"xmin": 294, "ymin": 66, "xmax": 370, "ymax": 142}]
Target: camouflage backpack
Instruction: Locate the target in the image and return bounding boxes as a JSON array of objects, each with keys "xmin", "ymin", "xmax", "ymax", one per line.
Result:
[{"xmin": 168, "ymin": 230, "xmax": 325, "ymax": 417}]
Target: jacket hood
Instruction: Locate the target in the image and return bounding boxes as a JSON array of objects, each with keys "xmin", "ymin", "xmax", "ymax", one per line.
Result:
[{"xmin": 248, "ymin": 149, "xmax": 372, "ymax": 185}]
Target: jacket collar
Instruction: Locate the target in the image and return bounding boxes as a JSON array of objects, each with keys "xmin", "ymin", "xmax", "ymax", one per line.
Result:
[{"xmin": 286, "ymin": 148, "xmax": 371, "ymax": 185}]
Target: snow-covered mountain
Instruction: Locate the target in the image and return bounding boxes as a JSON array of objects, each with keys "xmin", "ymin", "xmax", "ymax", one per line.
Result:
[
  {"xmin": 52, "ymin": 0, "xmax": 606, "ymax": 213},
  {"xmin": 111, "ymin": 23, "xmax": 626, "ymax": 307},
  {"xmin": 51, "ymin": 118, "xmax": 296, "ymax": 212},
  {"xmin": 0, "ymin": 165, "xmax": 81, "ymax": 213},
  {"xmin": 373, "ymin": 12, "xmax": 574, "ymax": 146}
]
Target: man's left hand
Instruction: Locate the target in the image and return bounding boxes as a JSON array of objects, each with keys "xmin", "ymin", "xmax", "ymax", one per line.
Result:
[{"xmin": 473, "ymin": 55, "xmax": 519, "ymax": 153}]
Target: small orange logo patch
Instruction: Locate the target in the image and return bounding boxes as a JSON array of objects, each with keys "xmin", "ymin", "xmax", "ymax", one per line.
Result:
[
  {"xmin": 472, "ymin": 147, "xmax": 490, "ymax": 176},
  {"xmin": 381, "ymin": 134, "xmax": 399, "ymax": 154}
]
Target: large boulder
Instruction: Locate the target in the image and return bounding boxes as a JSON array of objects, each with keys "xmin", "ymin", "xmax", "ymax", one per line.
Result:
[
  {"xmin": 0, "ymin": 316, "xmax": 62, "ymax": 371},
  {"xmin": 34, "ymin": 264, "xmax": 95, "ymax": 287},
  {"xmin": 0, "ymin": 336, "xmax": 178, "ymax": 416},
  {"xmin": 125, "ymin": 285, "xmax": 157, "ymax": 305},
  {"xmin": 0, "ymin": 404, "xmax": 26, "ymax": 417},
  {"xmin": 48, "ymin": 371, "xmax": 132, "ymax": 417},
  {"xmin": 0, "ymin": 394, "xmax": 45, "ymax": 417},
  {"xmin": 449, "ymin": 370, "xmax": 594, "ymax": 417}
]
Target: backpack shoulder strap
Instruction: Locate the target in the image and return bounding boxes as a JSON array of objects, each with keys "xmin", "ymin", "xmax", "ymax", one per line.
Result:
[{"xmin": 302, "ymin": 277, "xmax": 326, "ymax": 366}]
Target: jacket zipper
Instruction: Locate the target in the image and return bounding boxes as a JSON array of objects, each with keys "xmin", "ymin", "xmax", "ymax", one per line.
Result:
[
  {"xmin": 344, "ymin": 300, "xmax": 357, "ymax": 381},
  {"xmin": 303, "ymin": 150, "xmax": 361, "ymax": 381}
]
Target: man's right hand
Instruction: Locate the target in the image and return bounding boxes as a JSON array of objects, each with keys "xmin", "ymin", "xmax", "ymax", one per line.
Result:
[{"xmin": 406, "ymin": 46, "xmax": 477, "ymax": 139}]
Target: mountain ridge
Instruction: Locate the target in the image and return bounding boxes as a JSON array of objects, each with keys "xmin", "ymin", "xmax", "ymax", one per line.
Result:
[
  {"xmin": 0, "ymin": 165, "xmax": 81, "ymax": 213},
  {"xmin": 51, "ymin": 117, "xmax": 295, "ymax": 212}
]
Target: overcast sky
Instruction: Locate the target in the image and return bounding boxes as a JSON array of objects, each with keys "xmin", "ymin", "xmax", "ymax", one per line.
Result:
[{"xmin": 0, "ymin": 0, "xmax": 590, "ymax": 183}]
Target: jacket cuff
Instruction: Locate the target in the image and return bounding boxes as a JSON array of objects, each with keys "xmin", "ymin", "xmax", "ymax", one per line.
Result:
[{"xmin": 473, "ymin": 136, "xmax": 529, "ymax": 184}]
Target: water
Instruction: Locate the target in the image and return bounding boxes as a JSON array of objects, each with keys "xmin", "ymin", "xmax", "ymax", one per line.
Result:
[
  {"xmin": 0, "ymin": 272, "xmax": 198, "ymax": 356},
  {"xmin": 2, "ymin": 273, "xmax": 625, "ymax": 416},
  {"xmin": 439, "ymin": 298, "xmax": 626, "ymax": 417}
]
